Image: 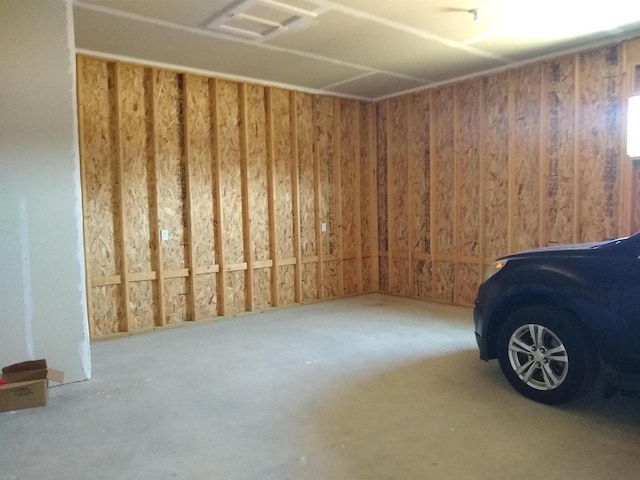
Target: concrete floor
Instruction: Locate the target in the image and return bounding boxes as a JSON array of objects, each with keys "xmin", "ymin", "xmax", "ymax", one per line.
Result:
[{"xmin": 2, "ymin": 293, "xmax": 640, "ymax": 480}]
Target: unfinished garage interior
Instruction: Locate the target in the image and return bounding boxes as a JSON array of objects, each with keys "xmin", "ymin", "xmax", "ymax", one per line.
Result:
[{"xmin": 2, "ymin": 0, "xmax": 640, "ymax": 478}]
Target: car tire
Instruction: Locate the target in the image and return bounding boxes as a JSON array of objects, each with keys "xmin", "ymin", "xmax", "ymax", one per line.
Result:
[{"xmin": 497, "ymin": 305, "xmax": 599, "ymax": 404}]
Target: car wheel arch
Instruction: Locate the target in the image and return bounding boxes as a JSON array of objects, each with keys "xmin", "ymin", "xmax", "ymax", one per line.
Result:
[{"xmin": 485, "ymin": 294, "xmax": 598, "ymax": 361}]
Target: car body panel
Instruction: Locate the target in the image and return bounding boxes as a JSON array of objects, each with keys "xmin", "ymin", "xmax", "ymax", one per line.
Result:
[{"xmin": 474, "ymin": 232, "xmax": 640, "ymax": 373}]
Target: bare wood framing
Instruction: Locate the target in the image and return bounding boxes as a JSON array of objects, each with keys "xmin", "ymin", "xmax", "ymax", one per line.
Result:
[
  {"xmin": 290, "ymin": 91, "xmax": 303, "ymax": 303},
  {"xmin": 478, "ymin": 80, "xmax": 487, "ymax": 281},
  {"xmin": 209, "ymin": 78, "xmax": 227, "ymax": 316},
  {"xmin": 407, "ymin": 95, "xmax": 415, "ymax": 297},
  {"xmin": 385, "ymin": 99, "xmax": 394, "ymax": 292},
  {"xmin": 76, "ymin": 56, "xmax": 96, "ymax": 332},
  {"xmin": 355, "ymin": 102, "xmax": 364, "ymax": 293},
  {"xmin": 573, "ymin": 54, "xmax": 581, "ymax": 243},
  {"xmin": 113, "ymin": 63, "xmax": 132, "ymax": 333},
  {"xmin": 334, "ymin": 97, "xmax": 345, "ymax": 296},
  {"xmin": 429, "ymin": 90, "xmax": 437, "ymax": 298},
  {"xmin": 265, "ymin": 88, "xmax": 280, "ymax": 306},
  {"xmin": 620, "ymin": 42, "xmax": 633, "ymax": 236},
  {"xmin": 453, "ymin": 84, "xmax": 460, "ymax": 301},
  {"xmin": 182, "ymin": 75, "xmax": 198, "ymax": 321},
  {"xmin": 507, "ymin": 71, "xmax": 516, "ymax": 253},
  {"xmin": 148, "ymin": 69, "xmax": 168, "ymax": 326},
  {"xmin": 313, "ymin": 96, "xmax": 325, "ymax": 300},
  {"xmin": 539, "ymin": 65, "xmax": 549, "ymax": 247},
  {"xmin": 369, "ymin": 102, "xmax": 380, "ymax": 291},
  {"xmin": 239, "ymin": 83, "xmax": 255, "ymax": 311}
]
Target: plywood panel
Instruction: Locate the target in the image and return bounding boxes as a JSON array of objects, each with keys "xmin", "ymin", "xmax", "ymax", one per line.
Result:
[
  {"xmin": 377, "ymin": 101, "xmax": 388, "ymax": 291},
  {"xmin": 317, "ymin": 96, "xmax": 339, "ymax": 296},
  {"xmin": 278, "ymin": 265, "xmax": 296, "ymax": 305},
  {"xmin": 185, "ymin": 74, "xmax": 215, "ymax": 268},
  {"xmin": 410, "ymin": 91, "xmax": 431, "ymax": 256},
  {"xmin": 579, "ymin": 45, "xmax": 622, "ymax": 241},
  {"xmin": 322, "ymin": 260, "xmax": 340, "ymax": 298},
  {"xmin": 246, "ymin": 84, "xmax": 270, "ymax": 262},
  {"xmin": 272, "ymin": 88, "xmax": 295, "ymax": 259},
  {"xmin": 297, "ymin": 93, "xmax": 317, "ymax": 258},
  {"xmin": 413, "ymin": 260, "xmax": 432, "ymax": 298},
  {"xmin": 225, "ymin": 271, "xmax": 246, "ymax": 314},
  {"xmin": 512, "ymin": 64, "xmax": 542, "ymax": 251},
  {"xmin": 359, "ymin": 101, "xmax": 374, "ymax": 292},
  {"xmin": 195, "ymin": 274, "xmax": 217, "ymax": 319},
  {"xmin": 392, "ymin": 259, "xmax": 411, "ymax": 296},
  {"xmin": 156, "ymin": 70, "xmax": 187, "ymax": 270},
  {"xmin": 343, "ymin": 259, "xmax": 359, "ymax": 295},
  {"xmin": 483, "ymin": 73, "xmax": 510, "ymax": 260},
  {"xmin": 544, "ymin": 57, "xmax": 577, "ymax": 246},
  {"xmin": 80, "ymin": 57, "xmax": 119, "ymax": 277},
  {"xmin": 253, "ymin": 268, "xmax": 272, "ymax": 310},
  {"xmin": 120, "ymin": 64, "xmax": 153, "ymax": 273},
  {"xmin": 388, "ymin": 97, "xmax": 410, "ymax": 295},
  {"xmin": 456, "ymin": 263, "xmax": 479, "ymax": 306},
  {"xmin": 432, "ymin": 261, "xmax": 454, "ymax": 303},
  {"xmin": 218, "ymin": 79, "xmax": 245, "ymax": 264},
  {"xmin": 302, "ymin": 263, "xmax": 318, "ymax": 302},
  {"xmin": 340, "ymin": 99, "xmax": 359, "ymax": 256},
  {"xmin": 90, "ymin": 285, "xmax": 122, "ymax": 336},
  {"xmin": 432, "ymin": 86, "xmax": 455, "ymax": 256},
  {"xmin": 129, "ymin": 281, "xmax": 155, "ymax": 330},
  {"xmin": 164, "ymin": 278, "xmax": 187, "ymax": 324},
  {"xmin": 361, "ymin": 257, "xmax": 374, "ymax": 293},
  {"xmin": 456, "ymin": 80, "xmax": 481, "ymax": 257}
]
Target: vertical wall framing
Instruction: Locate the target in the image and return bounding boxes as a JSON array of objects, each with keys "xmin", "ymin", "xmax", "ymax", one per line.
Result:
[
  {"xmin": 77, "ymin": 56, "xmax": 377, "ymax": 338},
  {"xmin": 379, "ymin": 39, "xmax": 640, "ymax": 307}
]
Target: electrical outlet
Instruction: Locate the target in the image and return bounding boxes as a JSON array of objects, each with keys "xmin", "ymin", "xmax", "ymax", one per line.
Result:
[
  {"xmin": 321, "ymin": 222, "xmax": 327, "ymax": 233},
  {"xmin": 160, "ymin": 230, "xmax": 169, "ymax": 241}
]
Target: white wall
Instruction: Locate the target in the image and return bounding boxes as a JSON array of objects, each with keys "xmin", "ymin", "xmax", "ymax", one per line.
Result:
[{"xmin": 0, "ymin": 0, "xmax": 91, "ymax": 382}]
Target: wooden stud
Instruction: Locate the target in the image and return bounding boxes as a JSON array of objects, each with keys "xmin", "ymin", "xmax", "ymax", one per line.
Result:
[
  {"xmin": 507, "ymin": 71, "xmax": 517, "ymax": 253},
  {"xmin": 354, "ymin": 102, "xmax": 364, "ymax": 293},
  {"xmin": 209, "ymin": 78, "xmax": 227, "ymax": 317},
  {"xmin": 290, "ymin": 91, "xmax": 303, "ymax": 303},
  {"xmin": 573, "ymin": 54, "xmax": 581, "ymax": 244},
  {"xmin": 385, "ymin": 99, "xmax": 394, "ymax": 292},
  {"xmin": 619, "ymin": 42, "xmax": 633, "ymax": 237},
  {"xmin": 148, "ymin": 68, "xmax": 168, "ymax": 326},
  {"xmin": 429, "ymin": 90, "xmax": 437, "ymax": 299},
  {"xmin": 539, "ymin": 65, "xmax": 549, "ymax": 247},
  {"xmin": 407, "ymin": 95, "xmax": 415, "ymax": 297},
  {"xmin": 113, "ymin": 63, "xmax": 132, "ymax": 333},
  {"xmin": 239, "ymin": 83, "xmax": 255, "ymax": 311},
  {"xmin": 478, "ymin": 79, "xmax": 487, "ymax": 285},
  {"xmin": 334, "ymin": 98, "xmax": 345, "ymax": 296},
  {"xmin": 265, "ymin": 88, "xmax": 280, "ymax": 306},
  {"xmin": 313, "ymin": 96, "xmax": 325, "ymax": 300},
  {"xmin": 368, "ymin": 102, "xmax": 380, "ymax": 291},
  {"xmin": 453, "ymin": 84, "xmax": 460, "ymax": 302},
  {"xmin": 181, "ymin": 74, "xmax": 198, "ymax": 321}
]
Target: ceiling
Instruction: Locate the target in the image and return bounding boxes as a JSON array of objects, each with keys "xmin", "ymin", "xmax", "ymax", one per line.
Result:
[{"xmin": 73, "ymin": 0, "xmax": 640, "ymax": 100}]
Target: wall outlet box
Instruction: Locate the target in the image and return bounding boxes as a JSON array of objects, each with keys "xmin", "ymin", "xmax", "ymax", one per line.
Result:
[
  {"xmin": 160, "ymin": 230, "xmax": 169, "ymax": 241},
  {"xmin": 321, "ymin": 222, "xmax": 327, "ymax": 232}
]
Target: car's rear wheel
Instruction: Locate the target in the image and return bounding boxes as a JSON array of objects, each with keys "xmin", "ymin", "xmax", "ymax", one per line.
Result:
[{"xmin": 497, "ymin": 306, "xmax": 599, "ymax": 404}]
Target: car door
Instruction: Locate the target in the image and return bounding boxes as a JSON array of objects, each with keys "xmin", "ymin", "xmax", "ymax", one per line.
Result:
[{"xmin": 617, "ymin": 235, "xmax": 640, "ymax": 373}]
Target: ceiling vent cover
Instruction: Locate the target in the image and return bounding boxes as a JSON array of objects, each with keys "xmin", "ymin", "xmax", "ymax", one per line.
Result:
[{"xmin": 206, "ymin": 0, "xmax": 323, "ymax": 42}]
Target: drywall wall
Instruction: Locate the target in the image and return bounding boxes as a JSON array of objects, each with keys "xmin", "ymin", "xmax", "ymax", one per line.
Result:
[
  {"xmin": 0, "ymin": 0, "xmax": 91, "ymax": 382},
  {"xmin": 76, "ymin": 57, "xmax": 378, "ymax": 338},
  {"xmin": 379, "ymin": 39, "xmax": 640, "ymax": 306}
]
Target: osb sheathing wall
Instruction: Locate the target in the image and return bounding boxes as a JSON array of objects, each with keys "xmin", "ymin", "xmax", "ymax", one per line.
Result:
[
  {"xmin": 77, "ymin": 55, "xmax": 378, "ymax": 338},
  {"xmin": 378, "ymin": 38, "xmax": 640, "ymax": 306}
]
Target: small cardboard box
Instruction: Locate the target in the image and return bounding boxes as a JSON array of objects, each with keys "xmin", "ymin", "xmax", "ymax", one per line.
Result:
[{"xmin": 0, "ymin": 359, "xmax": 64, "ymax": 412}]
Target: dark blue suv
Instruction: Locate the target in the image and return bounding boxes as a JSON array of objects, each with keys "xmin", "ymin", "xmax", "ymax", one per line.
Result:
[{"xmin": 474, "ymin": 232, "xmax": 640, "ymax": 404}]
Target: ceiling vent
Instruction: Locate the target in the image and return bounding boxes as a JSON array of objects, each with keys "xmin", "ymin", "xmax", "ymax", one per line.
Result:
[{"xmin": 205, "ymin": 0, "xmax": 324, "ymax": 42}]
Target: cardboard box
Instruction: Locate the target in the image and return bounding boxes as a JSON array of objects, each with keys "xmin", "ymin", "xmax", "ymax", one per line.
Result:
[{"xmin": 0, "ymin": 359, "xmax": 64, "ymax": 412}]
